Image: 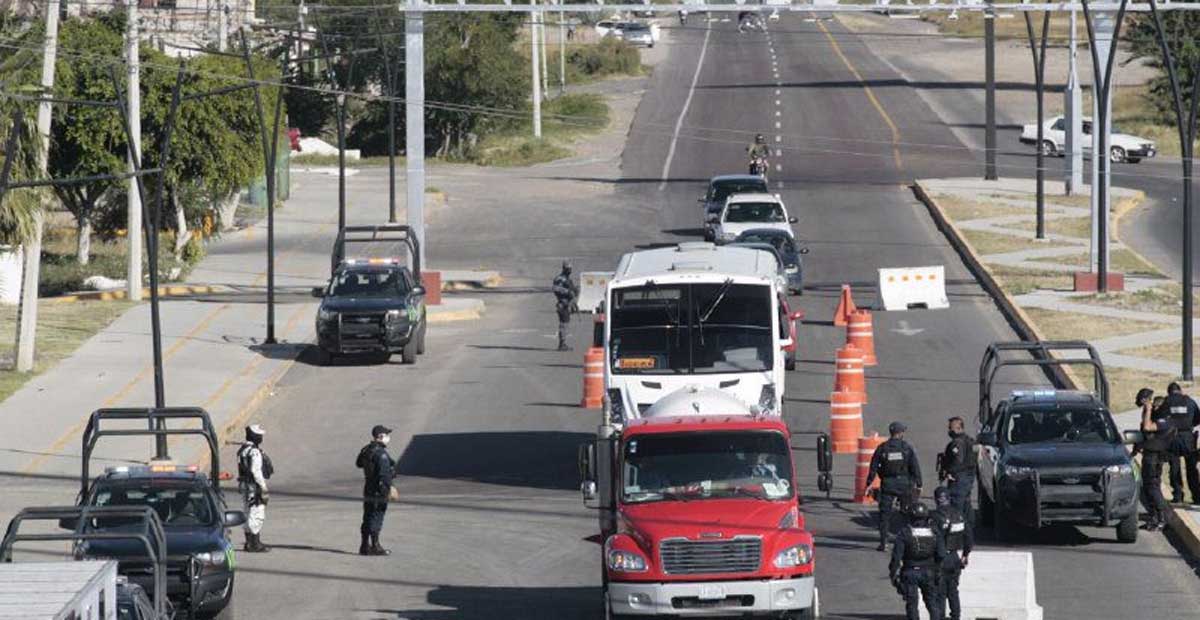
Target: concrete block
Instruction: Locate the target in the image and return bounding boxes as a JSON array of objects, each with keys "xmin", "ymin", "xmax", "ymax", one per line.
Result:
[{"xmin": 920, "ymin": 551, "xmax": 1043, "ymax": 620}]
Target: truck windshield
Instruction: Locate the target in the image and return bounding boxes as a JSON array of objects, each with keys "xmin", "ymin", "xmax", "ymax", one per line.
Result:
[
  {"xmin": 93, "ymin": 485, "xmax": 216, "ymax": 527},
  {"xmin": 330, "ymin": 269, "xmax": 408, "ymax": 298},
  {"xmin": 609, "ymin": 282, "xmax": 773, "ymax": 375},
  {"xmin": 622, "ymin": 431, "xmax": 793, "ymax": 503},
  {"xmin": 1006, "ymin": 408, "xmax": 1118, "ymax": 445}
]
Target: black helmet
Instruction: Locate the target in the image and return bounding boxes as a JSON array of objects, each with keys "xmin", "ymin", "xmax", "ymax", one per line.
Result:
[
  {"xmin": 245, "ymin": 424, "xmax": 264, "ymax": 444},
  {"xmin": 1136, "ymin": 387, "xmax": 1154, "ymax": 408},
  {"xmin": 755, "ymin": 133, "xmax": 765, "ymax": 144},
  {"xmin": 561, "ymin": 260, "xmax": 573, "ymax": 274},
  {"xmin": 933, "ymin": 486, "xmax": 950, "ymax": 506},
  {"xmin": 908, "ymin": 501, "xmax": 930, "ymax": 519}
]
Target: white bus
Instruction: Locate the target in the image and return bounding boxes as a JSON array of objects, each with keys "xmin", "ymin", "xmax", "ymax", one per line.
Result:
[{"xmin": 604, "ymin": 242, "xmax": 800, "ymax": 419}]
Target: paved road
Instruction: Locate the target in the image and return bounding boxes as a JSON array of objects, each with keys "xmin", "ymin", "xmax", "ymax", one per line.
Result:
[{"xmin": 73, "ymin": 15, "xmax": 1200, "ymax": 620}]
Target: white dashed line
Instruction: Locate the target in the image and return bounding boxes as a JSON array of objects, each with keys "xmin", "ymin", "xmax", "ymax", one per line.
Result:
[
  {"xmin": 775, "ymin": 89, "xmax": 781, "ymax": 96},
  {"xmin": 775, "ymin": 164, "xmax": 782, "ymax": 171},
  {"xmin": 658, "ymin": 21, "xmax": 711, "ymax": 191},
  {"xmin": 775, "ymin": 110, "xmax": 781, "ymax": 117},
  {"xmin": 775, "ymin": 99, "xmax": 781, "ymax": 106},
  {"xmin": 775, "ymin": 149, "xmax": 783, "ymax": 157},
  {"xmin": 775, "ymin": 136, "xmax": 782, "ymax": 142},
  {"xmin": 775, "ymin": 121, "xmax": 781, "ymax": 129}
]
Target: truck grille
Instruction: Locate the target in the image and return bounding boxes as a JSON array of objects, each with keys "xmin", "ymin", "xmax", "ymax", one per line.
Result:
[
  {"xmin": 660, "ymin": 537, "xmax": 761, "ymax": 575},
  {"xmin": 340, "ymin": 313, "xmax": 385, "ymax": 338}
]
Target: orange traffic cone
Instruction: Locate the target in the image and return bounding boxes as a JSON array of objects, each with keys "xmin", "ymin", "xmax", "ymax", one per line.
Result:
[
  {"xmin": 581, "ymin": 347, "xmax": 605, "ymax": 409},
  {"xmin": 829, "ymin": 387, "xmax": 864, "ymax": 454},
  {"xmin": 833, "ymin": 284, "xmax": 857, "ymax": 327},
  {"xmin": 846, "ymin": 309, "xmax": 877, "ymax": 366},
  {"xmin": 833, "ymin": 345, "xmax": 867, "ymax": 404},
  {"xmin": 855, "ymin": 433, "xmax": 886, "ymax": 504}
]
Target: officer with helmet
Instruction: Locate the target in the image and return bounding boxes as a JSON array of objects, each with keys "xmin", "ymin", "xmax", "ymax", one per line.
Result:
[
  {"xmin": 552, "ymin": 261, "xmax": 579, "ymax": 351},
  {"xmin": 237, "ymin": 424, "xmax": 273, "ymax": 552},
  {"xmin": 933, "ymin": 486, "xmax": 973, "ymax": 620},
  {"xmin": 1136, "ymin": 388, "xmax": 1173, "ymax": 531},
  {"xmin": 889, "ymin": 501, "xmax": 945, "ymax": 620},
  {"xmin": 1163, "ymin": 382, "xmax": 1200, "ymax": 503},
  {"xmin": 865, "ymin": 421, "xmax": 923, "ymax": 551}
]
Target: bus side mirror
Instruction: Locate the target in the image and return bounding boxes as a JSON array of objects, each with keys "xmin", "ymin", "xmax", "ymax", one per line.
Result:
[
  {"xmin": 578, "ymin": 441, "xmax": 596, "ymax": 484},
  {"xmin": 817, "ymin": 433, "xmax": 833, "ymax": 473}
]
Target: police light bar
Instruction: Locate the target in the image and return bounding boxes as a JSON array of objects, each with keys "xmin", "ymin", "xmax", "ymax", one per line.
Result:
[
  {"xmin": 1011, "ymin": 389, "xmax": 1057, "ymax": 399},
  {"xmin": 342, "ymin": 257, "xmax": 403, "ymax": 266}
]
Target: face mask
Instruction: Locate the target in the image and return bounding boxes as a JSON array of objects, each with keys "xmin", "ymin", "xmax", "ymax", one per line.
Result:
[
  {"xmin": 948, "ymin": 429, "xmax": 962, "ymax": 439},
  {"xmin": 380, "ymin": 435, "xmax": 391, "ymax": 446}
]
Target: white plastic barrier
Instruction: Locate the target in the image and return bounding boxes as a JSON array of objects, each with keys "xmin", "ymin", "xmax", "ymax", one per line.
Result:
[
  {"xmin": 578, "ymin": 271, "xmax": 613, "ymax": 314},
  {"xmin": 919, "ymin": 551, "xmax": 1043, "ymax": 620},
  {"xmin": 878, "ymin": 266, "xmax": 949, "ymax": 311}
]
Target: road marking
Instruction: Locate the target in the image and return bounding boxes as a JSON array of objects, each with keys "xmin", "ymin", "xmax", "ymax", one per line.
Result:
[
  {"xmin": 816, "ymin": 19, "xmax": 903, "ymax": 170},
  {"xmin": 891, "ymin": 320, "xmax": 925, "ymax": 337},
  {"xmin": 658, "ymin": 20, "xmax": 712, "ymax": 192},
  {"xmin": 775, "ymin": 110, "xmax": 781, "ymax": 117},
  {"xmin": 775, "ymin": 149, "xmax": 783, "ymax": 157},
  {"xmin": 775, "ymin": 164, "xmax": 782, "ymax": 171},
  {"xmin": 775, "ymin": 99, "xmax": 781, "ymax": 106},
  {"xmin": 775, "ymin": 121, "xmax": 782, "ymax": 129},
  {"xmin": 775, "ymin": 89, "xmax": 781, "ymax": 96},
  {"xmin": 775, "ymin": 135, "xmax": 782, "ymax": 142}
]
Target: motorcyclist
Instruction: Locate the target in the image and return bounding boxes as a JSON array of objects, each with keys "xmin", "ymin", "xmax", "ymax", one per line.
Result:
[
  {"xmin": 679, "ymin": 9, "xmax": 688, "ymax": 24},
  {"xmin": 747, "ymin": 134, "xmax": 770, "ymax": 176}
]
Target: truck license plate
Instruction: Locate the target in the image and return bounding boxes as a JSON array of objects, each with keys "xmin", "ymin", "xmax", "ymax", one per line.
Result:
[{"xmin": 698, "ymin": 585, "xmax": 725, "ymax": 601}]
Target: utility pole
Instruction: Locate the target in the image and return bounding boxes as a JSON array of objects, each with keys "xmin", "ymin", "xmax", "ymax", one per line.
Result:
[
  {"xmin": 1064, "ymin": 7, "xmax": 1083, "ymax": 195},
  {"xmin": 16, "ymin": 0, "xmax": 61, "ymax": 372},
  {"xmin": 218, "ymin": 3, "xmax": 228, "ymax": 52},
  {"xmin": 126, "ymin": 0, "xmax": 143, "ymax": 302},
  {"xmin": 406, "ymin": 0, "xmax": 427, "ymax": 267},
  {"xmin": 530, "ymin": 0, "xmax": 542, "ymax": 138},
  {"xmin": 984, "ymin": 7, "xmax": 997, "ymax": 181},
  {"xmin": 559, "ymin": 9, "xmax": 566, "ymax": 96},
  {"xmin": 540, "ymin": 9, "xmax": 549, "ymax": 100}
]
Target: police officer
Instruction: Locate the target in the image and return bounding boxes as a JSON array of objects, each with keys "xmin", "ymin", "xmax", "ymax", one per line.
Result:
[
  {"xmin": 889, "ymin": 502, "xmax": 945, "ymax": 620},
  {"xmin": 933, "ymin": 486, "xmax": 973, "ymax": 620},
  {"xmin": 237, "ymin": 424, "xmax": 273, "ymax": 553},
  {"xmin": 1137, "ymin": 388, "xmax": 1173, "ymax": 531},
  {"xmin": 552, "ymin": 261, "xmax": 579, "ymax": 351},
  {"xmin": 939, "ymin": 416, "xmax": 976, "ymax": 522},
  {"xmin": 1164, "ymin": 382, "xmax": 1200, "ymax": 504},
  {"xmin": 356, "ymin": 424, "xmax": 396, "ymax": 555},
  {"xmin": 865, "ymin": 421, "xmax": 923, "ymax": 551}
]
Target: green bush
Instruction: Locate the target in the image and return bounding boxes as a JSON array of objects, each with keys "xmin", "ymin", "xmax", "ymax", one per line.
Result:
[{"xmin": 567, "ymin": 38, "xmax": 642, "ymax": 80}]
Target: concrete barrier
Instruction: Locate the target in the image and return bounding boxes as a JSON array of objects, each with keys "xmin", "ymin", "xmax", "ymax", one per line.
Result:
[
  {"xmin": 578, "ymin": 271, "xmax": 613, "ymax": 314},
  {"xmin": 878, "ymin": 265, "xmax": 949, "ymax": 311},
  {"xmin": 919, "ymin": 551, "xmax": 1043, "ymax": 620}
]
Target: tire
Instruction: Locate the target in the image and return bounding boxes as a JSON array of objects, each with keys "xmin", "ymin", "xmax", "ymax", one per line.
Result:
[
  {"xmin": 314, "ymin": 346, "xmax": 332, "ymax": 366},
  {"xmin": 416, "ymin": 321, "xmax": 427, "ymax": 355},
  {"xmin": 992, "ymin": 495, "xmax": 1019, "ymax": 543},
  {"xmin": 1039, "ymin": 140, "xmax": 1057, "ymax": 156},
  {"xmin": 1127, "ymin": 157, "xmax": 1142, "ymax": 164},
  {"xmin": 401, "ymin": 338, "xmax": 418, "ymax": 364},
  {"xmin": 1110, "ymin": 146, "xmax": 1127, "ymax": 164},
  {"xmin": 978, "ymin": 480, "xmax": 995, "ymax": 528},
  {"xmin": 1117, "ymin": 513, "xmax": 1139, "ymax": 543}
]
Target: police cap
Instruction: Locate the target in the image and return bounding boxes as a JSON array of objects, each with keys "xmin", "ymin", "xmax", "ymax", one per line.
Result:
[
  {"xmin": 888, "ymin": 421, "xmax": 907, "ymax": 435},
  {"xmin": 371, "ymin": 424, "xmax": 393, "ymax": 438}
]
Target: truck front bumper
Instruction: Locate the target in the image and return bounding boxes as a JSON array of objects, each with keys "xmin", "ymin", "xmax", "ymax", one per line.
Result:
[
  {"xmin": 998, "ymin": 470, "xmax": 1138, "ymax": 528},
  {"xmin": 609, "ymin": 576, "xmax": 814, "ymax": 616}
]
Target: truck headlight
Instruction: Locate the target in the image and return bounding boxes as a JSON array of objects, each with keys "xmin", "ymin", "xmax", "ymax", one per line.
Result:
[
  {"xmin": 773, "ymin": 544, "xmax": 812, "ymax": 568},
  {"xmin": 758, "ymin": 384, "xmax": 777, "ymax": 413},
  {"xmin": 317, "ymin": 308, "xmax": 336, "ymax": 323},
  {"xmin": 606, "ymin": 548, "xmax": 648, "ymax": 572},
  {"xmin": 384, "ymin": 309, "xmax": 406, "ymax": 325},
  {"xmin": 1105, "ymin": 463, "xmax": 1133, "ymax": 476},
  {"xmin": 1004, "ymin": 465, "xmax": 1035, "ymax": 478},
  {"xmin": 195, "ymin": 550, "xmax": 228, "ymax": 568}
]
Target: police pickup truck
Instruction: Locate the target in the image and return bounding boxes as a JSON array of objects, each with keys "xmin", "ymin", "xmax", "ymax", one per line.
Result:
[
  {"xmin": 312, "ymin": 225, "xmax": 427, "ymax": 365},
  {"xmin": 975, "ymin": 342, "xmax": 1139, "ymax": 543}
]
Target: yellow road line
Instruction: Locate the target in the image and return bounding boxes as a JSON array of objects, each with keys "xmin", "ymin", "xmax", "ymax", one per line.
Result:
[{"xmin": 816, "ymin": 19, "xmax": 904, "ymax": 170}]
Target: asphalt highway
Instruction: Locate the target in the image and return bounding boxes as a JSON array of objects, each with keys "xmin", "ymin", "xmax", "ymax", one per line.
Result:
[{"xmin": 226, "ymin": 15, "xmax": 1200, "ymax": 619}]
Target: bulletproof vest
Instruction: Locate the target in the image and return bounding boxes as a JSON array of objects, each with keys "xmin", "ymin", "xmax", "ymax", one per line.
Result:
[
  {"xmin": 1164, "ymin": 394, "xmax": 1193, "ymax": 431},
  {"xmin": 237, "ymin": 444, "xmax": 255, "ymax": 483},
  {"xmin": 945, "ymin": 435, "xmax": 975, "ymax": 475},
  {"xmin": 1143, "ymin": 414, "xmax": 1176, "ymax": 453},
  {"xmin": 880, "ymin": 441, "xmax": 908, "ymax": 478},
  {"xmin": 904, "ymin": 524, "xmax": 936, "ymax": 563},
  {"xmin": 937, "ymin": 508, "xmax": 966, "ymax": 552}
]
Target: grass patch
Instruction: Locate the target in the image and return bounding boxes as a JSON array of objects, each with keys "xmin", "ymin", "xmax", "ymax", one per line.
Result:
[
  {"xmin": 1022, "ymin": 306, "xmax": 1163, "ymax": 341},
  {"xmin": 1075, "ymin": 284, "xmax": 1200, "ymax": 318},
  {"xmin": 1045, "ymin": 85, "xmax": 1200, "ymax": 159},
  {"xmin": 1105, "ymin": 366, "xmax": 1185, "ymax": 414},
  {"xmin": 920, "ymin": 12, "xmax": 1075, "ymax": 41},
  {"xmin": 1027, "ymin": 249, "xmax": 1162, "ymax": 276},
  {"xmin": 473, "ymin": 93, "xmax": 609, "ymax": 166},
  {"xmin": 934, "ymin": 193, "xmax": 1026, "ymax": 221},
  {"xmin": 291, "ymin": 154, "xmax": 398, "ymax": 167},
  {"xmin": 0, "ymin": 300, "xmax": 136, "ymax": 403},
  {"xmin": 1117, "ymin": 340, "xmax": 1199, "ymax": 365},
  {"xmin": 1009, "ymin": 217, "xmax": 1095, "ymax": 240},
  {"xmin": 961, "ymin": 229, "xmax": 1049, "ymax": 256},
  {"xmin": 40, "ymin": 229, "xmax": 199, "ymax": 298},
  {"xmin": 989, "ymin": 264, "xmax": 1073, "ymax": 295}
]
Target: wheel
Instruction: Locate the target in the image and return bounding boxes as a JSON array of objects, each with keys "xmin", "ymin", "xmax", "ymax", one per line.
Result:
[
  {"xmin": 1127, "ymin": 157, "xmax": 1141, "ymax": 164},
  {"xmin": 314, "ymin": 346, "xmax": 332, "ymax": 366},
  {"xmin": 1039, "ymin": 140, "xmax": 1056, "ymax": 156},
  {"xmin": 416, "ymin": 321, "xmax": 427, "ymax": 355},
  {"xmin": 978, "ymin": 480, "xmax": 995, "ymax": 528},
  {"xmin": 1117, "ymin": 513, "xmax": 1139, "ymax": 543},
  {"xmin": 992, "ymin": 494, "xmax": 1018, "ymax": 543},
  {"xmin": 1110, "ymin": 146, "xmax": 1127, "ymax": 163}
]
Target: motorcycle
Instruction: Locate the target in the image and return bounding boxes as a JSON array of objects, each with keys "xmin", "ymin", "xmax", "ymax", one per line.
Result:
[
  {"xmin": 679, "ymin": 10, "xmax": 687, "ymax": 25},
  {"xmin": 749, "ymin": 155, "xmax": 769, "ymax": 180}
]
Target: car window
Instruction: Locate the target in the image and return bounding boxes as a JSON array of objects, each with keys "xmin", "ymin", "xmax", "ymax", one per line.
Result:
[
  {"xmin": 725, "ymin": 202, "xmax": 785, "ymax": 224},
  {"xmin": 94, "ymin": 486, "xmax": 216, "ymax": 526},
  {"xmin": 330, "ymin": 269, "xmax": 408, "ymax": 298},
  {"xmin": 712, "ymin": 180, "xmax": 768, "ymax": 202},
  {"xmin": 1052, "ymin": 118, "xmax": 1065, "ymax": 131},
  {"xmin": 1006, "ymin": 408, "xmax": 1117, "ymax": 445}
]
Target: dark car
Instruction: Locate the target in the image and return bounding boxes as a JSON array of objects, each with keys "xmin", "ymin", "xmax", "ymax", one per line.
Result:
[
  {"xmin": 975, "ymin": 342, "xmax": 1139, "ymax": 543},
  {"xmin": 80, "ymin": 467, "xmax": 244, "ymax": 618},
  {"xmin": 313, "ymin": 259, "xmax": 427, "ymax": 364},
  {"xmin": 699, "ymin": 175, "xmax": 770, "ymax": 241},
  {"xmin": 732, "ymin": 228, "xmax": 807, "ymax": 294}
]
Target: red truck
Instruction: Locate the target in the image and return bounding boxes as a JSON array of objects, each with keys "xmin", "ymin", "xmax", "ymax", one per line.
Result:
[{"xmin": 579, "ymin": 386, "xmax": 819, "ymax": 618}]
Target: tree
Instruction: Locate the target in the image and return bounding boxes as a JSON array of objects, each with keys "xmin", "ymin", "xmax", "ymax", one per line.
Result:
[
  {"xmin": 0, "ymin": 29, "xmax": 44, "ymax": 249},
  {"xmin": 1124, "ymin": 12, "xmax": 1200, "ymax": 124}
]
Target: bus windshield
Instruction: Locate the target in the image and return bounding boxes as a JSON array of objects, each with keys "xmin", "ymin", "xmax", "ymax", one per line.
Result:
[
  {"xmin": 622, "ymin": 431, "xmax": 794, "ymax": 503},
  {"xmin": 609, "ymin": 282, "xmax": 773, "ymax": 375}
]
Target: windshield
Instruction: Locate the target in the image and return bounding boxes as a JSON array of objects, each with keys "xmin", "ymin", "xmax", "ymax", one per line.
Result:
[
  {"xmin": 93, "ymin": 485, "xmax": 216, "ymax": 527},
  {"xmin": 710, "ymin": 180, "xmax": 768, "ymax": 204},
  {"xmin": 623, "ymin": 431, "xmax": 793, "ymax": 503},
  {"xmin": 1006, "ymin": 408, "xmax": 1118, "ymax": 445},
  {"xmin": 609, "ymin": 282, "xmax": 773, "ymax": 375},
  {"xmin": 725, "ymin": 202, "xmax": 785, "ymax": 224},
  {"xmin": 329, "ymin": 268, "xmax": 408, "ymax": 298}
]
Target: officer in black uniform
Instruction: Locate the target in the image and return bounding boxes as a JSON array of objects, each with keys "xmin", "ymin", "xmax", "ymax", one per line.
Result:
[
  {"xmin": 356, "ymin": 424, "xmax": 396, "ymax": 555},
  {"xmin": 889, "ymin": 502, "xmax": 945, "ymax": 620},
  {"xmin": 932, "ymin": 486, "xmax": 973, "ymax": 620},
  {"xmin": 866, "ymin": 421, "xmax": 923, "ymax": 551},
  {"xmin": 1136, "ymin": 388, "xmax": 1173, "ymax": 531},
  {"xmin": 552, "ymin": 262, "xmax": 579, "ymax": 351},
  {"xmin": 1164, "ymin": 382, "xmax": 1200, "ymax": 504},
  {"xmin": 938, "ymin": 416, "xmax": 976, "ymax": 523}
]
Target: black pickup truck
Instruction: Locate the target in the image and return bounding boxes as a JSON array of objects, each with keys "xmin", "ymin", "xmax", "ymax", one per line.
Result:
[{"xmin": 975, "ymin": 341, "xmax": 1140, "ymax": 543}]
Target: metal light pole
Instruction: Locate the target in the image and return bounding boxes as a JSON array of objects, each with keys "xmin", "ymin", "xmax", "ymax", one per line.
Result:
[
  {"xmin": 126, "ymin": 0, "xmax": 144, "ymax": 302},
  {"xmin": 984, "ymin": 8, "xmax": 997, "ymax": 181},
  {"xmin": 1025, "ymin": 11, "xmax": 1050, "ymax": 239},
  {"xmin": 530, "ymin": 0, "xmax": 543, "ymax": 138},
  {"xmin": 559, "ymin": 8, "xmax": 566, "ymax": 96},
  {"xmin": 1064, "ymin": 7, "xmax": 1083, "ymax": 195},
  {"xmin": 406, "ymin": 0, "xmax": 427, "ymax": 267}
]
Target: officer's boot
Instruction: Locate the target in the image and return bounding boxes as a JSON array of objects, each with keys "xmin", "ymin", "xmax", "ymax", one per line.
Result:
[
  {"xmin": 254, "ymin": 533, "xmax": 271, "ymax": 553},
  {"xmin": 359, "ymin": 532, "xmax": 371, "ymax": 556},
  {"xmin": 244, "ymin": 533, "xmax": 254, "ymax": 552},
  {"xmin": 369, "ymin": 533, "xmax": 391, "ymax": 556}
]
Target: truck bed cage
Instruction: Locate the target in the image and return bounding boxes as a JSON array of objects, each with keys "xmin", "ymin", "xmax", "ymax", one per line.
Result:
[
  {"xmin": 81, "ymin": 407, "xmax": 220, "ymax": 497},
  {"xmin": 330, "ymin": 224, "xmax": 421, "ymax": 280},
  {"xmin": 1, "ymin": 505, "xmax": 169, "ymax": 618},
  {"xmin": 979, "ymin": 341, "xmax": 1109, "ymax": 424}
]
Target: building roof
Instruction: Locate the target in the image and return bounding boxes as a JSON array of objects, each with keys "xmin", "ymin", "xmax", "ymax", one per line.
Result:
[{"xmin": 612, "ymin": 242, "xmax": 780, "ymax": 283}]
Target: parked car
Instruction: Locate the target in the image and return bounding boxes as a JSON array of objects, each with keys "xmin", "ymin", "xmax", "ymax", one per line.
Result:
[
  {"xmin": 1020, "ymin": 115, "xmax": 1156, "ymax": 163},
  {"xmin": 594, "ymin": 18, "xmax": 620, "ymax": 38}
]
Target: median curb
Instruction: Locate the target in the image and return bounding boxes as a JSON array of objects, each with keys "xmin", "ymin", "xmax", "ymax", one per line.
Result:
[
  {"xmin": 43, "ymin": 284, "xmax": 232, "ymax": 304},
  {"xmin": 913, "ymin": 179, "xmax": 1200, "ymax": 559}
]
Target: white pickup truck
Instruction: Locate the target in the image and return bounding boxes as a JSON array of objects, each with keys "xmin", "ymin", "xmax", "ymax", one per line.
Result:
[{"xmin": 1020, "ymin": 115, "xmax": 1156, "ymax": 164}]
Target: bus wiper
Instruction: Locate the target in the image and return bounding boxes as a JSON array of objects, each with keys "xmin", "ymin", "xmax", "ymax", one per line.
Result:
[
  {"xmin": 645, "ymin": 279, "xmax": 682, "ymax": 346},
  {"xmin": 697, "ymin": 278, "xmax": 734, "ymax": 346}
]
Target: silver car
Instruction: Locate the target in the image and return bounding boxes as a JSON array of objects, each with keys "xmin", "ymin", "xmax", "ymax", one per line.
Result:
[{"xmin": 619, "ymin": 22, "xmax": 654, "ymax": 47}]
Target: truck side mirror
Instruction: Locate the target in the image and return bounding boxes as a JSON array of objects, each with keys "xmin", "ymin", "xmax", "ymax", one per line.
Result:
[
  {"xmin": 799, "ymin": 247, "xmax": 810, "ymax": 255},
  {"xmin": 1123, "ymin": 430, "xmax": 1144, "ymax": 445},
  {"xmin": 223, "ymin": 511, "xmax": 248, "ymax": 528},
  {"xmin": 788, "ymin": 216, "xmax": 798, "ymax": 224},
  {"xmin": 581, "ymin": 480, "xmax": 598, "ymax": 501},
  {"xmin": 412, "ymin": 285, "xmax": 426, "ymax": 296},
  {"xmin": 310, "ymin": 287, "xmax": 325, "ymax": 298},
  {"xmin": 977, "ymin": 432, "xmax": 997, "ymax": 447},
  {"xmin": 816, "ymin": 433, "xmax": 832, "ymax": 473},
  {"xmin": 578, "ymin": 441, "xmax": 596, "ymax": 483}
]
